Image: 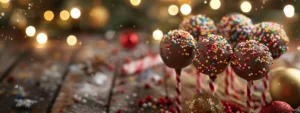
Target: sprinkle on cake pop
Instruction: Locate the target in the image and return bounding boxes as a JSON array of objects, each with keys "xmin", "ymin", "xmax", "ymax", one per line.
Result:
[
  {"xmin": 252, "ymin": 22, "xmax": 289, "ymax": 59},
  {"xmin": 231, "ymin": 40, "xmax": 273, "ymax": 81},
  {"xmin": 193, "ymin": 34, "xmax": 233, "ymax": 80},
  {"xmin": 218, "ymin": 13, "xmax": 253, "ymax": 47},
  {"xmin": 159, "ymin": 30, "xmax": 196, "ymax": 69},
  {"xmin": 179, "ymin": 14, "xmax": 217, "ymax": 41}
]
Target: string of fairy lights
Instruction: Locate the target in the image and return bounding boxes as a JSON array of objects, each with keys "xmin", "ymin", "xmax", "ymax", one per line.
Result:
[
  {"xmin": 27, "ymin": 7, "xmax": 81, "ymax": 46},
  {"xmin": 150, "ymin": 0, "xmax": 297, "ymax": 41},
  {"xmin": 0, "ymin": 0, "xmax": 82, "ymax": 46}
]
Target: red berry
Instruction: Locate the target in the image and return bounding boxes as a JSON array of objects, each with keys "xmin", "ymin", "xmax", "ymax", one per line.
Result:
[
  {"xmin": 145, "ymin": 95, "xmax": 153, "ymax": 102},
  {"xmin": 144, "ymin": 83, "xmax": 151, "ymax": 89}
]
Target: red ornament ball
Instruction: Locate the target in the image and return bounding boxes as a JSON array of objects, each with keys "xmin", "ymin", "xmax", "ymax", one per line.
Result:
[
  {"xmin": 120, "ymin": 31, "xmax": 139, "ymax": 49},
  {"xmin": 260, "ymin": 101, "xmax": 293, "ymax": 113}
]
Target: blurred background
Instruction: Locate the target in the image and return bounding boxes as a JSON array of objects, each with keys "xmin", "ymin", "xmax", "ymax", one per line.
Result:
[
  {"xmin": 0, "ymin": 0, "xmax": 300, "ymax": 113},
  {"xmin": 0, "ymin": 0, "xmax": 299, "ymax": 45}
]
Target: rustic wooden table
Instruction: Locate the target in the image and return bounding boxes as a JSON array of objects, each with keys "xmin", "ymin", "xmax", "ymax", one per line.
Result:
[{"xmin": 0, "ymin": 35, "xmax": 292, "ymax": 113}]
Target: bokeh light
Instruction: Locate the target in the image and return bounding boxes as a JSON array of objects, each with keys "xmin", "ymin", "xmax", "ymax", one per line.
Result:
[
  {"xmin": 284, "ymin": 4, "xmax": 295, "ymax": 18},
  {"xmin": 44, "ymin": 10, "xmax": 54, "ymax": 21},
  {"xmin": 70, "ymin": 8, "xmax": 81, "ymax": 19},
  {"xmin": 0, "ymin": 0, "xmax": 9, "ymax": 4},
  {"xmin": 89, "ymin": 7, "xmax": 110, "ymax": 28},
  {"xmin": 152, "ymin": 29, "xmax": 163, "ymax": 41},
  {"xmin": 168, "ymin": 5, "xmax": 179, "ymax": 16},
  {"xmin": 241, "ymin": 1, "xmax": 252, "ymax": 13},
  {"xmin": 67, "ymin": 35, "xmax": 77, "ymax": 46},
  {"xmin": 180, "ymin": 4, "xmax": 191, "ymax": 15},
  {"xmin": 210, "ymin": 0, "xmax": 221, "ymax": 10},
  {"xmin": 130, "ymin": 0, "xmax": 141, "ymax": 6},
  {"xmin": 25, "ymin": 26, "xmax": 36, "ymax": 37},
  {"xmin": 60, "ymin": 10, "xmax": 70, "ymax": 20},
  {"xmin": 36, "ymin": 33, "xmax": 48, "ymax": 44}
]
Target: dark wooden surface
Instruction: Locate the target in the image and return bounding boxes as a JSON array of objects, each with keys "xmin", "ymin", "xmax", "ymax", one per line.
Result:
[{"xmin": 0, "ymin": 35, "xmax": 288, "ymax": 113}]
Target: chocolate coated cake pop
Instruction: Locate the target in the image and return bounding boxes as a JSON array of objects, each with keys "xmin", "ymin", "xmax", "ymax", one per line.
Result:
[
  {"xmin": 179, "ymin": 14, "xmax": 217, "ymax": 41},
  {"xmin": 218, "ymin": 13, "xmax": 253, "ymax": 47},
  {"xmin": 160, "ymin": 30, "xmax": 196, "ymax": 69},
  {"xmin": 231, "ymin": 40, "xmax": 273, "ymax": 81},
  {"xmin": 193, "ymin": 34, "xmax": 232, "ymax": 80},
  {"xmin": 252, "ymin": 22, "xmax": 289, "ymax": 59}
]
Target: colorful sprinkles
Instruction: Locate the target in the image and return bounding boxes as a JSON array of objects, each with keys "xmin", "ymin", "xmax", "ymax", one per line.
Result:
[
  {"xmin": 252, "ymin": 22, "xmax": 289, "ymax": 59},
  {"xmin": 159, "ymin": 29, "xmax": 196, "ymax": 69},
  {"xmin": 179, "ymin": 14, "xmax": 217, "ymax": 40},
  {"xmin": 193, "ymin": 34, "xmax": 233, "ymax": 77},
  {"xmin": 231, "ymin": 40, "xmax": 273, "ymax": 81},
  {"xmin": 218, "ymin": 13, "xmax": 253, "ymax": 47}
]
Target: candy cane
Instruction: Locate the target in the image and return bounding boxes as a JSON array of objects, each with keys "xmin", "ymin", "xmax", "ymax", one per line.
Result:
[
  {"xmin": 122, "ymin": 54, "xmax": 163, "ymax": 74},
  {"xmin": 196, "ymin": 71, "xmax": 202, "ymax": 93},
  {"xmin": 209, "ymin": 76, "xmax": 217, "ymax": 94},
  {"xmin": 247, "ymin": 81, "xmax": 253, "ymax": 111},
  {"xmin": 209, "ymin": 80, "xmax": 215, "ymax": 94},
  {"xmin": 175, "ymin": 69, "xmax": 182, "ymax": 113},
  {"xmin": 261, "ymin": 73, "xmax": 269, "ymax": 107},
  {"xmin": 228, "ymin": 67, "xmax": 238, "ymax": 94},
  {"xmin": 225, "ymin": 68, "xmax": 230, "ymax": 95}
]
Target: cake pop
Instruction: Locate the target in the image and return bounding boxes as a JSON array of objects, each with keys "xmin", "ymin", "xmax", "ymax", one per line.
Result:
[
  {"xmin": 193, "ymin": 34, "xmax": 232, "ymax": 80},
  {"xmin": 218, "ymin": 13, "xmax": 253, "ymax": 47},
  {"xmin": 231, "ymin": 40, "xmax": 273, "ymax": 81},
  {"xmin": 179, "ymin": 14, "xmax": 217, "ymax": 41},
  {"xmin": 260, "ymin": 101, "xmax": 293, "ymax": 113},
  {"xmin": 231, "ymin": 40, "xmax": 273, "ymax": 111},
  {"xmin": 159, "ymin": 29, "xmax": 196, "ymax": 113},
  {"xmin": 252, "ymin": 22, "xmax": 289, "ymax": 59},
  {"xmin": 160, "ymin": 30, "xmax": 196, "ymax": 69},
  {"xmin": 183, "ymin": 93, "xmax": 224, "ymax": 113}
]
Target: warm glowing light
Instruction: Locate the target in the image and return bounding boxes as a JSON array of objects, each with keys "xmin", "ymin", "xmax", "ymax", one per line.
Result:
[
  {"xmin": 0, "ymin": 0, "xmax": 9, "ymax": 4},
  {"xmin": 180, "ymin": 4, "xmax": 191, "ymax": 15},
  {"xmin": 241, "ymin": 1, "xmax": 252, "ymax": 13},
  {"xmin": 284, "ymin": 4, "xmax": 295, "ymax": 18},
  {"xmin": 168, "ymin": 5, "xmax": 179, "ymax": 16},
  {"xmin": 210, "ymin": 0, "xmax": 221, "ymax": 10},
  {"xmin": 70, "ymin": 8, "xmax": 81, "ymax": 19},
  {"xmin": 130, "ymin": 0, "xmax": 141, "ymax": 6},
  {"xmin": 60, "ymin": 10, "xmax": 70, "ymax": 20},
  {"xmin": 67, "ymin": 35, "xmax": 77, "ymax": 46},
  {"xmin": 44, "ymin": 10, "xmax": 54, "ymax": 21},
  {"xmin": 89, "ymin": 7, "xmax": 110, "ymax": 28},
  {"xmin": 36, "ymin": 33, "xmax": 48, "ymax": 44},
  {"xmin": 25, "ymin": 26, "xmax": 36, "ymax": 37},
  {"xmin": 153, "ymin": 29, "xmax": 163, "ymax": 41}
]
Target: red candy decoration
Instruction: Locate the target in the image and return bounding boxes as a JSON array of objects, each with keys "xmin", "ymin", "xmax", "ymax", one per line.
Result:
[
  {"xmin": 145, "ymin": 95, "xmax": 153, "ymax": 102},
  {"xmin": 138, "ymin": 99, "xmax": 145, "ymax": 106},
  {"xmin": 144, "ymin": 83, "xmax": 151, "ymax": 89},
  {"xmin": 260, "ymin": 101, "xmax": 293, "ymax": 113},
  {"xmin": 120, "ymin": 31, "xmax": 139, "ymax": 49},
  {"xmin": 221, "ymin": 100, "xmax": 247, "ymax": 113}
]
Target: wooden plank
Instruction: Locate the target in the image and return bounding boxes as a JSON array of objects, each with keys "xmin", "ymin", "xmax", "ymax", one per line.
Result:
[
  {"xmin": 109, "ymin": 66, "xmax": 171, "ymax": 113},
  {"xmin": 0, "ymin": 41, "xmax": 74, "ymax": 113},
  {"xmin": 51, "ymin": 38, "xmax": 117, "ymax": 113},
  {"xmin": 0, "ymin": 41, "xmax": 30, "ymax": 82},
  {"xmin": 51, "ymin": 38, "xmax": 159, "ymax": 113}
]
